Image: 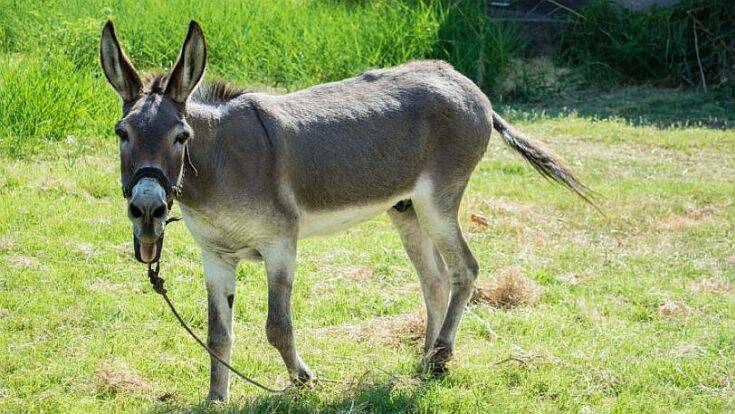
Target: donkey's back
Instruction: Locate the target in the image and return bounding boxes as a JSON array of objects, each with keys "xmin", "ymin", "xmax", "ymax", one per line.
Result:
[{"xmin": 253, "ymin": 60, "xmax": 494, "ymax": 213}]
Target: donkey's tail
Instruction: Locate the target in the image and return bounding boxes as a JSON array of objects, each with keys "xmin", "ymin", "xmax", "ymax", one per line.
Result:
[{"xmin": 491, "ymin": 111, "xmax": 598, "ymax": 208}]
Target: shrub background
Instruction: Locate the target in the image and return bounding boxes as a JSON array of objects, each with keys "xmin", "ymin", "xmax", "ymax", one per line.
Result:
[{"xmin": 557, "ymin": 0, "xmax": 734, "ymax": 89}]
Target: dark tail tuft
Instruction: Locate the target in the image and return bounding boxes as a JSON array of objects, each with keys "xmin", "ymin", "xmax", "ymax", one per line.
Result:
[{"xmin": 492, "ymin": 111, "xmax": 600, "ymax": 211}]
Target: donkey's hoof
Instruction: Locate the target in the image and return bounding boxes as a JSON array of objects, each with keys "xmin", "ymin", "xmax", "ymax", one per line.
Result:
[
  {"xmin": 292, "ymin": 366, "xmax": 315, "ymax": 387},
  {"xmin": 421, "ymin": 344, "xmax": 453, "ymax": 377},
  {"xmin": 420, "ymin": 359, "xmax": 449, "ymax": 377},
  {"xmin": 206, "ymin": 390, "xmax": 229, "ymax": 403}
]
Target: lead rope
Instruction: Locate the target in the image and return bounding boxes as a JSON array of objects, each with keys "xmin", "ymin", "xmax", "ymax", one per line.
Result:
[
  {"xmin": 145, "ymin": 219, "xmax": 291, "ymax": 394},
  {"xmin": 146, "ymin": 260, "xmax": 292, "ymax": 394}
]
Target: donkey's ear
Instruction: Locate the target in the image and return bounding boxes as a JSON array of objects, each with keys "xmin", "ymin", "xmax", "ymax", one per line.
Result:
[
  {"xmin": 165, "ymin": 21, "xmax": 207, "ymax": 104},
  {"xmin": 100, "ymin": 21, "xmax": 142, "ymax": 102}
]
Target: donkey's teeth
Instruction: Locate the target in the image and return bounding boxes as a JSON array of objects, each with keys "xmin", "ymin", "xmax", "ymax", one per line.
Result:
[{"xmin": 139, "ymin": 241, "xmax": 157, "ymax": 263}]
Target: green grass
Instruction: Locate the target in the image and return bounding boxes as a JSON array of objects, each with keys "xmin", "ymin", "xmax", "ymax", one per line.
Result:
[
  {"xmin": 1, "ymin": 1, "xmax": 735, "ymax": 412},
  {"xmin": 1, "ymin": 89, "xmax": 734, "ymax": 412}
]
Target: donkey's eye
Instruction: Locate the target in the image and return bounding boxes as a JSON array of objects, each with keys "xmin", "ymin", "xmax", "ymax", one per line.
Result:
[
  {"xmin": 175, "ymin": 131, "xmax": 190, "ymax": 144},
  {"xmin": 115, "ymin": 128, "xmax": 129, "ymax": 141}
]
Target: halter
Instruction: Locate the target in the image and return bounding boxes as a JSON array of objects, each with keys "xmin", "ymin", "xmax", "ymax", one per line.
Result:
[
  {"xmin": 122, "ymin": 145, "xmax": 196, "ymax": 264},
  {"xmin": 122, "ymin": 166, "xmax": 180, "ymax": 206}
]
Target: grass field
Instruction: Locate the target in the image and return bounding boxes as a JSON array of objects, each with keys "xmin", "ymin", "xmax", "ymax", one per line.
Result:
[
  {"xmin": 1, "ymin": 0, "xmax": 735, "ymax": 413},
  {"xmin": 1, "ymin": 86, "xmax": 734, "ymax": 412}
]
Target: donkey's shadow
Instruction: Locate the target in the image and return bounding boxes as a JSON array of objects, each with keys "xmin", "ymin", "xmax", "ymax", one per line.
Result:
[{"xmin": 157, "ymin": 374, "xmax": 434, "ymax": 414}]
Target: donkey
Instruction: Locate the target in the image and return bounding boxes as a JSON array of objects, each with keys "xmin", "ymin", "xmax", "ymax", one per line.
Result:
[{"xmin": 100, "ymin": 21, "xmax": 591, "ymax": 401}]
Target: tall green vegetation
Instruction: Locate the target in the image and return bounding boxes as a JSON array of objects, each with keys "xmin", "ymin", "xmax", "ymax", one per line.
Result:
[
  {"xmin": 558, "ymin": 0, "xmax": 735, "ymax": 90},
  {"xmin": 0, "ymin": 0, "xmax": 530, "ymax": 157},
  {"xmin": 0, "ymin": 0, "xmax": 439, "ymax": 156},
  {"xmin": 432, "ymin": 0, "xmax": 525, "ymax": 96}
]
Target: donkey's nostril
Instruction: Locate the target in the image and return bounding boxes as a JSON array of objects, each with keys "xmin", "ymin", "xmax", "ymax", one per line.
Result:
[
  {"xmin": 152, "ymin": 205, "xmax": 167, "ymax": 219},
  {"xmin": 129, "ymin": 203, "xmax": 144, "ymax": 219}
]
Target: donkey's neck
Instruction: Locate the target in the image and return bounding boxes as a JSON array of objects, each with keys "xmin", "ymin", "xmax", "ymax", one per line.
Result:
[
  {"xmin": 176, "ymin": 96, "xmax": 276, "ymax": 211},
  {"xmin": 177, "ymin": 102, "xmax": 226, "ymax": 209}
]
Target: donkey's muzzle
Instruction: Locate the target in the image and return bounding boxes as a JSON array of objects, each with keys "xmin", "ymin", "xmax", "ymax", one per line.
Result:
[
  {"xmin": 134, "ymin": 233, "xmax": 165, "ymax": 264},
  {"xmin": 126, "ymin": 175, "xmax": 170, "ymax": 264}
]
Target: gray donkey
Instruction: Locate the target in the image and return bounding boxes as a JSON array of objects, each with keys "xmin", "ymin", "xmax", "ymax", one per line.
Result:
[{"xmin": 100, "ymin": 21, "xmax": 590, "ymax": 401}]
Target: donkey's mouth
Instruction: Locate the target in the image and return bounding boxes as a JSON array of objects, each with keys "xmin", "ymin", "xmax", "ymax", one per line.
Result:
[{"xmin": 133, "ymin": 235, "xmax": 164, "ymax": 264}]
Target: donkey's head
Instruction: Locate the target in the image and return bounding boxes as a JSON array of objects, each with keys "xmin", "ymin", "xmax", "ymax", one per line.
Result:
[{"xmin": 100, "ymin": 21, "xmax": 206, "ymax": 263}]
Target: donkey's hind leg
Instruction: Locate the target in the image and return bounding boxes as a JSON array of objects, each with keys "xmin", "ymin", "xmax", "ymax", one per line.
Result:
[
  {"xmin": 388, "ymin": 205, "xmax": 450, "ymax": 352},
  {"xmin": 412, "ymin": 185, "xmax": 479, "ymax": 374}
]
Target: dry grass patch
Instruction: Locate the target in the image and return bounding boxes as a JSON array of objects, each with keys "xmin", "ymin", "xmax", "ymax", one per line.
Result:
[
  {"xmin": 658, "ymin": 300, "xmax": 693, "ymax": 318},
  {"xmin": 362, "ymin": 312, "xmax": 425, "ymax": 347},
  {"xmin": 652, "ymin": 203, "xmax": 719, "ymax": 231},
  {"xmin": 93, "ymin": 368, "xmax": 151, "ymax": 396},
  {"xmin": 86, "ymin": 278, "xmax": 124, "ymax": 293},
  {"xmin": 670, "ymin": 343, "xmax": 706, "ymax": 357},
  {"xmin": 7, "ymin": 254, "xmax": 41, "ymax": 270},
  {"xmin": 690, "ymin": 277, "xmax": 732, "ymax": 294},
  {"xmin": 0, "ymin": 238, "xmax": 13, "ymax": 250},
  {"xmin": 328, "ymin": 311, "xmax": 426, "ymax": 348},
  {"xmin": 308, "ymin": 265, "xmax": 375, "ymax": 298},
  {"xmin": 555, "ymin": 273, "xmax": 581, "ymax": 285},
  {"xmin": 74, "ymin": 242, "xmax": 96, "ymax": 258},
  {"xmin": 472, "ymin": 268, "xmax": 542, "ymax": 308},
  {"xmin": 655, "ymin": 214, "xmax": 705, "ymax": 231}
]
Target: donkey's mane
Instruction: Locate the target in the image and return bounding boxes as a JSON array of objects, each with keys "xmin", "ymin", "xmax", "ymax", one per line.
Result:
[{"xmin": 142, "ymin": 73, "xmax": 250, "ymax": 105}]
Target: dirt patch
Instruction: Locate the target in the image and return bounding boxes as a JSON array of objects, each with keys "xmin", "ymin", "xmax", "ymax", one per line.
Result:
[
  {"xmin": 658, "ymin": 300, "xmax": 692, "ymax": 318},
  {"xmin": 472, "ymin": 268, "xmax": 542, "ymax": 308},
  {"xmin": 470, "ymin": 212, "xmax": 489, "ymax": 228},
  {"xmin": 157, "ymin": 391, "xmax": 178, "ymax": 402},
  {"xmin": 343, "ymin": 266, "xmax": 374, "ymax": 283},
  {"xmin": 93, "ymin": 368, "xmax": 151, "ymax": 395}
]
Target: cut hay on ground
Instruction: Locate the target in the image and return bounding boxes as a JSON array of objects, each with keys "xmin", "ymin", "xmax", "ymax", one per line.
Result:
[
  {"xmin": 472, "ymin": 268, "xmax": 542, "ymax": 308},
  {"xmin": 690, "ymin": 278, "xmax": 732, "ymax": 294},
  {"xmin": 93, "ymin": 369, "xmax": 150, "ymax": 395},
  {"xmin": 658, "ymin": 300, "xmax": 693, "ymax": 318},
  {"xmin": 317, "ymin": 311, "xmax": 426, "ymax": 348}
]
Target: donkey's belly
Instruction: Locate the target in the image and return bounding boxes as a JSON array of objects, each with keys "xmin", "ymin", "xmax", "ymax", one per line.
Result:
[{"xmin": 299, "ymin": 197, "xmax": 406, "ymax": 238}]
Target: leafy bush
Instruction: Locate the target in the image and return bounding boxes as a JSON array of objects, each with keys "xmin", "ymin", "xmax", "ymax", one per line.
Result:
[{"xmin": 557, "ymin": 0, "xmax": 735, "ymax": 90}]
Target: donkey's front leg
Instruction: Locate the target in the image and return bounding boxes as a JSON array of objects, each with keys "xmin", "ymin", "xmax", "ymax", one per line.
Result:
[
  {"xmin": 261, "ymin": 239, "xmax": 314, "ymax": 384},
  {"xmin": 202, "ymin": 251, "xmax": 238, "ymax": 402}
]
